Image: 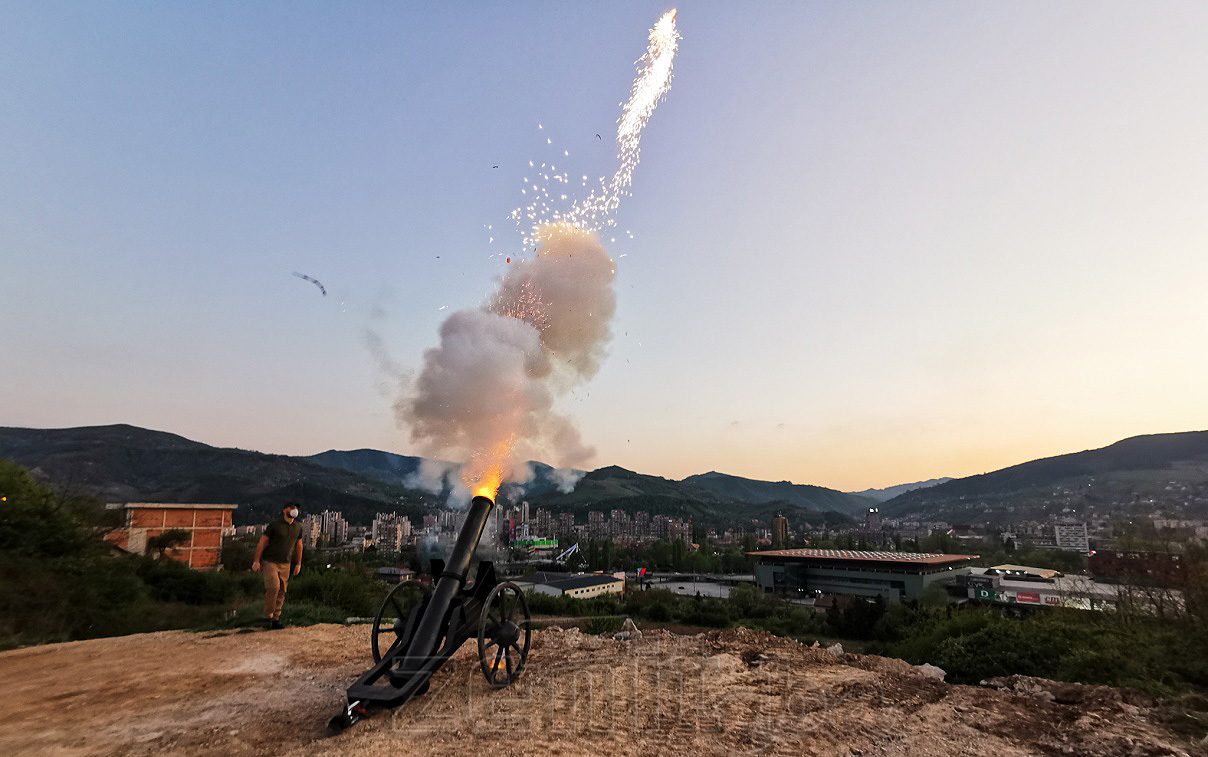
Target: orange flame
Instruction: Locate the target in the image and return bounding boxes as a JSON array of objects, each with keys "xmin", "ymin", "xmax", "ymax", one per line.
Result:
[
  {"xmin": 473, "ymin": 468, "xmax": 503, "ymax": 501},
  {"xmin": 466, "ymin": 436, "xmax": 514, "ymax": 501}
]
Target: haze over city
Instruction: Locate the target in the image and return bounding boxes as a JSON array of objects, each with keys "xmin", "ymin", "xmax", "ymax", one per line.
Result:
[{"xmin": 4, "ymin": 2, "xmax": 1208, "ymax": 491}]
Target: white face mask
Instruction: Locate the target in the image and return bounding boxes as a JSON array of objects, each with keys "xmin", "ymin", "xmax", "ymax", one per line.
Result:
[{"xmin": 288, "ymin": 509, "xmax": 299, "ymax": 519}]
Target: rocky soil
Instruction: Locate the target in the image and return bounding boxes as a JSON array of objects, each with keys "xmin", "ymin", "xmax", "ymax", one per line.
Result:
[{"xmin": 0, "ymin": 623, "xmax": 1199, "ymax": 756}]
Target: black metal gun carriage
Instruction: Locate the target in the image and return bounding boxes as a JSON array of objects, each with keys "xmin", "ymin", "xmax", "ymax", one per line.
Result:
[{"xmin": 327, "ymin": 495, "xmax": 531, "ymax": 734}]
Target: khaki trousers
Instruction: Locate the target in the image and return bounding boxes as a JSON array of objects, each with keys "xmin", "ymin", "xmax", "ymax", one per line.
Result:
[{"xmin": 261, "ymin": 561, "xmax": 292, "ymax": 620}]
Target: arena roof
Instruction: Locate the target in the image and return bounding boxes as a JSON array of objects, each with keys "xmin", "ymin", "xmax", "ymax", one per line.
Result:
[{"xmin": 746, "ymin": 549, "xmax": 978, "ymax": 566}]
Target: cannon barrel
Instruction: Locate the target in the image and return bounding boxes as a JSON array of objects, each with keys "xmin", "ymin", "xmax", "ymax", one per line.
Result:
[
  {"xmin": 397, "ymin": 494, "xmax": 494, "ymax": 674},
  {"xmin": 331, "ymin": 493, "xmax": 520, "ymax": 734}
]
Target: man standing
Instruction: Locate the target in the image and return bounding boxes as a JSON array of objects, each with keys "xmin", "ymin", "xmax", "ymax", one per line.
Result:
[{"xmin": 251, "ymin": 502, "xmax": 304, "ymax": 629}]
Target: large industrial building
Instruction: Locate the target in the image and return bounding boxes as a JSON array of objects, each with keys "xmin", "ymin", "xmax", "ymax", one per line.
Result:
[
  {"xmin": 748, "ymin": 548, "xmax": 978, "ymax": 602},
  {"xmin": 513, "ymin": 572, "xmax": 625, "ymax": 600}
]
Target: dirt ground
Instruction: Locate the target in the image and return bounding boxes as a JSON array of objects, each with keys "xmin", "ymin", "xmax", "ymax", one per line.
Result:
[{"xmin": 0, "ymin": 623, "xmax": 1199, "ymax": 757}]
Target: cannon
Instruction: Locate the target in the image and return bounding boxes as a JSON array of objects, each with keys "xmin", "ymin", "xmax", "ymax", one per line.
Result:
[{"xmin": 327, "ymin": 495, "xmax": 531, "ymax": 734}]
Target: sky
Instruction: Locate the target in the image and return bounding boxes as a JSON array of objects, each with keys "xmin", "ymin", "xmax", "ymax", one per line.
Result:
[{"xmin": 3, "ymin": 1, "xmax": 1208, "ymax": 492}]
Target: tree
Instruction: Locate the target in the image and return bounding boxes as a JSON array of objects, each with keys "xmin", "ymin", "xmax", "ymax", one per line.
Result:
[
  {"xmin": 0, "ymin": 460, "xmax": 107, "ymax": 558},
  {"xmin": 145, "ymin": 529, "xmax": 191, "ymax": 561},
  {"xmin": 670, "ymin": 538, "xmax": 686, "ymax": 570}
]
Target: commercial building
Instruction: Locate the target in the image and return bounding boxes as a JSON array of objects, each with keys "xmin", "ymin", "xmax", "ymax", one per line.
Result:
[
  {"xmin": 964, "ymin": 567, "xmax": 1117, "ymax": 611},
  {"xmin": 104, "ymin": 502, "xmax": 237, "ymax": 570},
  {"xmin": 514, "ymin": 572, "xmax": 625, "ymax": 599},
  {"xmin": 748, "ymin": 548, "xmax": 978, "ymax": 602}
]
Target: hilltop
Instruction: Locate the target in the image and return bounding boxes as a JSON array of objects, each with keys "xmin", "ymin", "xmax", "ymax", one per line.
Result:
[
  {"xmin": 0, "ymin": 424, "xmax": 434, "ymax": 526},
  {"xmin": 6, "ymin": 424, "xmax": 1208, "ymax": 528},
  {"xmin": 883, "ymin": 431, "xmax": 1208, "ymax": 522},
  {"xmin": 0, "ymin": 624, "xmax": 1194, "ymax": 756},
  {"xmin": 523, "ymin": 466, "xmax": 859, "ymax": 530},
  {"xmin": 0, "ymin": 426, "xmax": 865, "ymax": 529},
  {"xmin": 849, "ymin": 477, "xmax": 953, "ymax": 503},
  {"xmin": 684, "ymin": 471, "xmax": 873, "ymax": 516}
]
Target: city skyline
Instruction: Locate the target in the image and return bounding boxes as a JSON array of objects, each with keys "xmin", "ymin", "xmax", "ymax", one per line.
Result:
[{"xmin": 5, "ymin": 3, "xmax": 1208, "ymax": 491}]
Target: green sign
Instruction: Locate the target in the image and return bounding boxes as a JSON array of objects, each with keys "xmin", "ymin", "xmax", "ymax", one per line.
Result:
[
  {"xmin": 515, "ymin": 537, "xmax": 558, "ymax": 549},
  {"xmin": 975, "ymin": 588, "xmax": 996, "ymax": 601}
]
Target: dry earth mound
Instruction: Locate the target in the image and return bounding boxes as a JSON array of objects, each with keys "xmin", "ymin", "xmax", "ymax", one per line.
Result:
[{"xmin": 0, "ymin": 624, "xmax": 1197, "ymax": 756}]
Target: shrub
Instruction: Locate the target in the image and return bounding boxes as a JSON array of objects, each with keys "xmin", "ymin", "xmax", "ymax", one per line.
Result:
[
  {"xmin": 0, "ymin": 553, "xmax": 150, "ymax": 646},
  {"xmin": 137, "ymin": 558, "xmax": 244, "ymax": 605},
  {"xmin": 583, "ymin": 616, "xmax": 624, "ymax": 634},
  {"xmin": 286, "ymin": 569, "xmax": 387, "ymax": 618}
]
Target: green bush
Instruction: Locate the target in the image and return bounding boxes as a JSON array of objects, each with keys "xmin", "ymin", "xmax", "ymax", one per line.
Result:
[
  {"xmin": 583, "ymin": 616, "xmax": 624, "ymax": 634},
  {"xmin": 0, "ymin": 552, "xmax": 150, "ymax": 647},
  {"xmin": 679, "ymin": 600, "xmax": 736, "ymax": 628},
  {"xmin": 0, "ymin": 461, "xmax": 106, "ymax": 558},
  {"xmin": 286, "ymin": 569, "xmax": 387, "ymax": 618},
  {"xmin": 137, "ymin": 558, "xmax": 246, "ymax": 605}
]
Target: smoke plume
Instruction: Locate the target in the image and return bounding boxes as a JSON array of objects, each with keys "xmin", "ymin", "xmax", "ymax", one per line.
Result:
[{"xmin": 397, "ymin": 223, "xmax": 615, "ymax": 498}]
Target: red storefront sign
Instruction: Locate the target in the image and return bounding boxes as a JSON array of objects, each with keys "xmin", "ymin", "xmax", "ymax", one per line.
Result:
[{"xmin": 1017, "ymin": 591, "xmax": 1041, "ymax": 604}]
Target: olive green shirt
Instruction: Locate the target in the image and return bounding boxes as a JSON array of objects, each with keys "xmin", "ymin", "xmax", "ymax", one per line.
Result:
[{"xmin": 261, "ymin": 518, "xmax": 303, "ymax": 564}]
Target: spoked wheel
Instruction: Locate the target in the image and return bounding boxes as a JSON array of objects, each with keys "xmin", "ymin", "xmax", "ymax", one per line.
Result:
[
  {"xmin": 371, "ymin": 580, "xmax": 431, "ymax": 663},
  {"xmin": 478, "ymin": 581, "xmax": 531, "ymax": 688}
]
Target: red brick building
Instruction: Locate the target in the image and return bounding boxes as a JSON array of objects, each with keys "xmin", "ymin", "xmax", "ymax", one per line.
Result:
[{"xmin": 105, "ymin": 502, "xmax": 237, "ymax": 570}]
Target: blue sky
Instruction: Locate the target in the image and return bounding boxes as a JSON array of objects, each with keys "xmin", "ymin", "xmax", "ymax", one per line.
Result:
[{"xmin": 4, "ymin": 2, "xmax": 1208, "ymax": 490}]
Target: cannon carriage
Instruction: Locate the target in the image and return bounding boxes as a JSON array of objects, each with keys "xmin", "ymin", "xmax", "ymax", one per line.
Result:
[{"xmin": 328, "ymin": 495, "xmax": 531, "ymax": 734}]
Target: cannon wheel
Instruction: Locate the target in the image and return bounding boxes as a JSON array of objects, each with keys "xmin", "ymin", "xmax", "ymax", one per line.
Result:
[
  {"xmin": 477, "ymin": 581, "xmax": 531, "ymax": 688},
  {"xmin": 372, "ymin": 580, "xmax": 431, "ymax": 663}
]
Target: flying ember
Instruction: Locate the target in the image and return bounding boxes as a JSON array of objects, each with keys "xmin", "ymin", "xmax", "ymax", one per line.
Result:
[{"xmin": 400, "ymin": 10, "xmax": 679, "ymax": 503}]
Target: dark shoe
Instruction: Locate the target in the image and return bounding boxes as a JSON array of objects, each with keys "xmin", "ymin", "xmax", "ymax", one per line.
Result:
[
  {"xmin": 260, "ymin": 617, "xmax": 274, "ymax": 629},
  {"xmin": 270, "ymin": 620, "xmax": 285, "ymax": 630}
]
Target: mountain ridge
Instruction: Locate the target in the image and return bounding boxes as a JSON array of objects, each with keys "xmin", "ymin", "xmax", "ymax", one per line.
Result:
[{"xmin": 882, "ymin": 431, "xmax": 1208, "ymax": 521}]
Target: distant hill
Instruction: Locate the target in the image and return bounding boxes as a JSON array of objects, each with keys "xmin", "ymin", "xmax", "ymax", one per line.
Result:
[
  {"xmin": 0, "ymin": 425, "xmax": 856, "ymax": 532},
  {"xmin": 848, "ymin": 478, "xmax": 953, "ymax": 503},
  {"xmin": 882, "ymin": 431, "xmax": 1208, "ymax": 521},
  {"xmin": 0, "ymin": 424, "xmax": 436, "ymax": 526},
  {"xmin": 304, "ymin": 448, "xmax": 426, "ymax": 485},
  {"xmin": 305, "ymin": 449, "xmax": 573, "ymax": 500},
  {"xmin": 527, "ymin": 467, "xmax": 856, "ymax": 530},
  {"xmin": 683, "ymin": 471, "xmax": 873, "ymax": 516}
]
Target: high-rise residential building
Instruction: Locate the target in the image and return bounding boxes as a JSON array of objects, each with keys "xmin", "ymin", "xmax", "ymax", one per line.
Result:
[
  {"xmin": 320, "ymin": 510, "xmax": 348, "ymax": 546},
  {"xmin": 772, "ymin": 515, "xmax": 788, "ymax": 547},
  {"xmin": 633, "ymin": 511, "xmax": 650, "ymax": 537},
  {"xmin": 298, "ymin": 515, "xmax": 323, "ymax": 549},
  {"xmin": 865, "ymin": 507, "xmax": 882, "ymax": 532},
  {"xmin": 535, "ymin": 508, "xmax": 552, "ymax": 537},
  {"xmin": 666, "ymin": 517, "xmax": 692, "ymax": 544},
  {"xmin": 557, "ymin": 512, "xmax": 575, "ymax": 537},
  {"xmin": 609, "ymin": 509, "xmax": 632, "ymax": 541},
  {"xmin": 1054, "ymin": 522, "xmax": 1089, "ymax": 551},
  {"xmin": 372, "ymin": 513, "xmax": 412, "ymax": 553},
  {"xmin": 651, "ymin": 514, "xmax": 670, "ymax": 540},
  {"xmin": 588, "ymin": 511, "xmax": 606, "ymax": 539}
]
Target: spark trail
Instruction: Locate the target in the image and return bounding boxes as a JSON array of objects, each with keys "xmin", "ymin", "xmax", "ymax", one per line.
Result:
[
  {"xmin": 512, "ymin": 9, "xmax": 680, "ymax": 246},
  {"xmin": 401, "ymin": 11, "xmax": 679, "ymax": 502}
]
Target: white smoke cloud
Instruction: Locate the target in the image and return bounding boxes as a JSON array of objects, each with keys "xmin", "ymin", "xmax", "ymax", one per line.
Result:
[
  {"xmin": 398, "ymin": 224, "xmax": 615, "ymax": 494},
  {"xmin": 548, "ymin": 467, "xmax": 586, "ymax": 494},
  {"xmin": 403, "ymin": 458, "xmax": 459, "ymax": 494}
]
